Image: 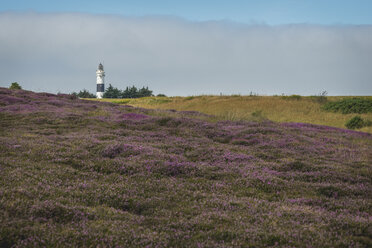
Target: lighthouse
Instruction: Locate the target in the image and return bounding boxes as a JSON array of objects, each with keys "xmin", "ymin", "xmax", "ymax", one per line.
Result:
[{"xmin": 96, "ymin": 63, "xmax": 105, "ymax": 99}]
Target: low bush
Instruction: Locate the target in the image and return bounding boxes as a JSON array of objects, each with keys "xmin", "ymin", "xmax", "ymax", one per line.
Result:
[
  {"xmin": 345, "ymin": 116, "xmax": 365, "ymax": 130},
  {"xmin": 9, "ymin": 82, "xmax": 22, "ymax": 90},
  {"xmin": 103, "ymin": 85, "xmax": 153, "ymax": 98},
  {"xmin": 72, "ymin": 89, "xmax": 96, "ymax": 98},
  {"xmin": 323, "ymin": 98, "xmax": 372, "ymax": 114}
]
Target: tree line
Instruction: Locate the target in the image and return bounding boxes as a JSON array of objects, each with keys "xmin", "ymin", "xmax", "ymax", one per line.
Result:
[
  {"xmin": 103, "ymin": 84, "xmax": 153, "ymax": 98},
  {"xmin": 72, "ymin": 84, "xmax": 156, "ymax": 99}
]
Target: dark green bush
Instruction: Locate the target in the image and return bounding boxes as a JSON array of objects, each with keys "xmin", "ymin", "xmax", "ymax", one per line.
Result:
[
  {"xmin": 72, "ymin": 89, "xmax": 96, "ymax": 98},
  {"xmin": 103, "ymin": 85, "xmax": 153, "ymax": 99},
  {"xmin": 364, "ymin": 119, "xmax": 372, "ymax": 127},
  {"xmin": 9, "ymin": 82, "xmax": 22, "ymax": 90},
  {"xmin": 121, "ymin": 86, "xmax": 153, "ymax": 98},
  {"xmin": 345, "ymin": 116, "xmax": 364, "ymax": 130},
  {"xmin": 103, "ymin": 84, "xmax": 121, "ymax": 98},
  {"xmin": 323, "ymin": 98, "xmax": 372, "ymax": 114}
]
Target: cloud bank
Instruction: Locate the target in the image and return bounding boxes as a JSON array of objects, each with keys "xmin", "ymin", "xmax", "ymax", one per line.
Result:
[{"xmin": 0, "ymin": 12, "xmax": 371, "ymax": 95}]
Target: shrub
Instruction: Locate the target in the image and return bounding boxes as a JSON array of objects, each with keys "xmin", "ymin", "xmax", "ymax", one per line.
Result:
[
  {"xmin": 72, "ymin": 89, "xmax": 96, "ymax": 98},
  {"xmin": 103, "ymin": 84, "xmax": 121, "ymax": 98},
  {"xmin": 121, "ymin": 86, "xmax": 153, "ymax": 98},
  {"xmin": 157, "ymin": 94, "xmax": 167, "ymax": 97},
  {"xmin": 323, "ymin": 98, "xmax": 372, "ymax": 114},
  {"xmin": 9, "ymin": 82, "xmax": 22, "ymax": 90},
  {"xmin": 364, "ymin": 119, "xmax": 372, "ymax": 127},
  {"xmin": 345, "ymin": 116, "xmax": 364, "ymax": 130},
  {"xmin": 137, "ymin": 86, "xmax": 153, "ymax": 97},
  {"xmin": 102, "ymin": 85, "xmax": 154, "ymax": 99}
]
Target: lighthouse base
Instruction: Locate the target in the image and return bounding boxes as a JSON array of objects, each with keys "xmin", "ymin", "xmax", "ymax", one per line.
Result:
[{"xmin": 96, "ymin": 92, "xmax": 104, "ymax": 99}]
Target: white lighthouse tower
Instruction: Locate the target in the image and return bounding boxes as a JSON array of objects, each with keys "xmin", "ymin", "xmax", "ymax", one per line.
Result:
[{"xmin": 96, "ymin": 63, "xmax": 105, "ymax": 99}]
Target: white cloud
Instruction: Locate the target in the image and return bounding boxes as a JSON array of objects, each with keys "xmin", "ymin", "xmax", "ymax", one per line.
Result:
[{"xmin": 0, "ymin": 12, "xmax": 371, "ymax": 95}]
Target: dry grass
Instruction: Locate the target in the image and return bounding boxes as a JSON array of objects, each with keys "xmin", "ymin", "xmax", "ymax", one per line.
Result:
[{"xmin": 91, "ymin": 95, "xmax": 372, "ymax": 133}]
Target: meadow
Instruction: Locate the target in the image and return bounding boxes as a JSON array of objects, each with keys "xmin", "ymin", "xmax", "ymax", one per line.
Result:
[
  {"xmin": 1, "ymin": 88, "xmax": 371, "ymax": 247},
  {"xmin": 95, "ymin": 95, "xmax": 372, "ymax": 133}
]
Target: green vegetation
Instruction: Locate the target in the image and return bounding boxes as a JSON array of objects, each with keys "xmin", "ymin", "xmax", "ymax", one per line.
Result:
[
  {"xmin": 323, "ymin": 97, "xmax": 372, "ymax": 114},
  {"xmin": 96, "ymin": 95, "xmax": 372, "ymax": 133},
  {"xmin": 345, "ymin": 116, "xmax": 372, "ymax": 130},
  {"xmin": 103, "ymin": 84, "xmax": 121, "ymax": 98},
  {"xmin": 9, "ymin": 82, "xmax": 22, "ymax": 90},
  {"xmin": 345, "ymin": 116, "xmax": 364, "ymax": 129},
  {"xmin": 122, "ymin": 86, "xmax": 152, "ymax": 98},
  {"xmin": 103, "ymin": 84, "xmax": 153, "ymax": 98},
  {"xmin": 72, "ymin": 89, "xmax": 96, "ymax": 98}
]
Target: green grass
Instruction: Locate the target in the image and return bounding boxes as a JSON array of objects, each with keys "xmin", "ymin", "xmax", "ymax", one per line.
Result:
[{"xmin": 90, "ymin": 95, "xmax": 372, "ymax": 133}]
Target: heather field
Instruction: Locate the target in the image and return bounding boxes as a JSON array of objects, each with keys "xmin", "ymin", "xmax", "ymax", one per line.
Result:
[{"xmin": 1, "ymin": 88, "xmax": 372, "ymax": 247}]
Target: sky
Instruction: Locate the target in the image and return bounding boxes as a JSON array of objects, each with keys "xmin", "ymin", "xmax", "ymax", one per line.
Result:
[{"xmin": 0, "ymin": 1, "xmax": 372, "ymax": 95}]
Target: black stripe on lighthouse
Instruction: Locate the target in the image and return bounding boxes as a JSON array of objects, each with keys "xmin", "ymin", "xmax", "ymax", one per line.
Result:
[{"xmin": 97, "ymin": 84, "xmax": 104, "ymax": 92}]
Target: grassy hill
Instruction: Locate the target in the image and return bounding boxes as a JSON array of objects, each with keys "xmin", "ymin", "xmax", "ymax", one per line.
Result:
[
  {"xmin": 1, "ymin": 88, "xmax": 372, "ymax": 247},
  {"xmin": 95, "ymin": 95, "xmax": 372, "ymax": 133}
]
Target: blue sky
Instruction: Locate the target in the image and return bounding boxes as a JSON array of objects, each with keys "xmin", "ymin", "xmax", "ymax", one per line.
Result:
[{"xmin": 2, "ymin": 0, "xmax": 372, "ymax": 25}]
